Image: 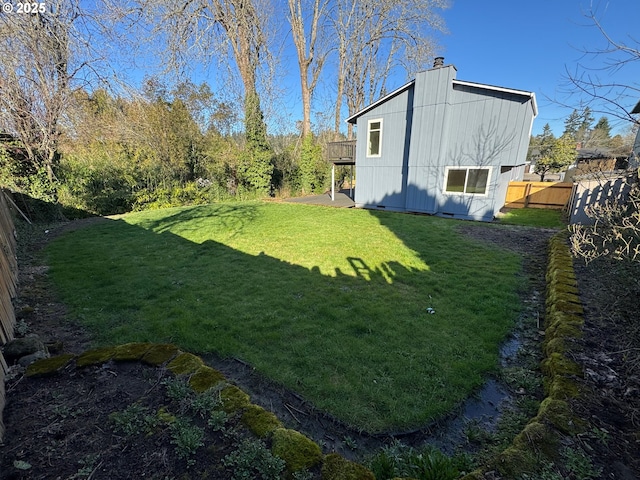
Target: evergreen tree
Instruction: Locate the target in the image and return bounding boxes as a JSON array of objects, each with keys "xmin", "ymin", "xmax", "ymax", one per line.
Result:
[
  {"xmin": 238, "ymin": 92, "xmax": 274, "ymax": 195},
  {"xmin": 563, "ymin": 107, "xmax": 594, "ymax": 145}
]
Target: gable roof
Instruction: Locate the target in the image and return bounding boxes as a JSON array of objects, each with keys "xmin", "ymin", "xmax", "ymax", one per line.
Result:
[
  {"xmin": 631, "ymin": 100, "xmax": 640, "ymax": 114},
  {"xmin": 345, "ymin": 72, "xmax": 538, "ymax": 124}
]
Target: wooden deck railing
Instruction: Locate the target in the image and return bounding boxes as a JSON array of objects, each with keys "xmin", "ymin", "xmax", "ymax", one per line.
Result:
[
  {"xmin": 0, "ymin": 189, "xmax": 18, "ymax": 442},
  {"xmin": 326, "ymin": 140, "xmax": 356, "ymax": 163}
]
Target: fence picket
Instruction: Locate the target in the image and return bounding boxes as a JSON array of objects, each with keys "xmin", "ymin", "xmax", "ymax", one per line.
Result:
[
  {"xmin": 505, "ymin": 181, "xmax": 573, "ymax": 209},
  {"xmin": 0, "ymin": 189, "xmax": 18, "ymax": 442}
]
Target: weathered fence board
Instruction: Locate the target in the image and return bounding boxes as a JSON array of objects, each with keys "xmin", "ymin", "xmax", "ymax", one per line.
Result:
[
  {"xmin": 568, "ymin": 173, "xmax": 633, "ymax": 225},
  {"xmin": 505, "ymin": 181, "xmax": 574, "ymax": 209},
  {"xmin": 0, "ymin": 189, "xmax": 18, "ymax": 442}
]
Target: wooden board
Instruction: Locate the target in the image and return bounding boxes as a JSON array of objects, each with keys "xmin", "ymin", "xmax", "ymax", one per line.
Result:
[{"xmin": 505, "ymin": 181, "xmax": 573, "ymax": 209}]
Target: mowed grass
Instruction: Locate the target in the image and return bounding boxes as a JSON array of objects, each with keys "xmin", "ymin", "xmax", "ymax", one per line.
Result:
[
  {"xmin": 45, "ymin": 201, "xmax": 523, "ymax": 433},
  {"xmin": 497, "ymin": 207, "xmax": 566, "ymax": 228}
]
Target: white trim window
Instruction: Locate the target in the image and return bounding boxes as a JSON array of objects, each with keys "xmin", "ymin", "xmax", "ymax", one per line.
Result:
[
  {"xmin": 367, "ymin": 119, "xmax": 383, "ymax": 157},
  {"xmin": 444, "ymin": 167, "xmax": 492, "ymax": 195}
]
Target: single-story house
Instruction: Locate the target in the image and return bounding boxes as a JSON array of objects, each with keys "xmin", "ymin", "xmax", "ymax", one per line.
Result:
[
  {"xmin": 345, "ymin": 58, "xmax": 538, "ymax": 221},
  {"xmin": 564, "ymin": 147, "xmax": 629, "ymax": 183}
]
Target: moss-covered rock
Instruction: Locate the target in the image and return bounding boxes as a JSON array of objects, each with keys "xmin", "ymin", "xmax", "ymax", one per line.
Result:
[
  {"xmin": 551, "ymin": 299, "xmax": 584, "ymax": 316},
  {"xmin": 241, "ymin": 404, "xmax": 283, "ymax": 438},
  {"xmin": 26, "ymin": 354, "xmax": 75, "ymax": 377},
  {"xmin": 547, "ymin": 309, "xmax": 583, "ymax": 325},
  {"xmin": 545, "ymin": 289, "xmax": 581, "ymax": 305},
  {"xmin": 543, "ymin": 336, "xmax": 566, "ymax": 356},
  {"xmin": 545, "ymin": 375, "xmax": 581, "ymax": 400},
  {"xmin": 547, "ymin": 282, "xmax": 579, "ymax": 296},
  {"xmin": 271, "ymin": 428, "xmax": 322, "ymax": 473},
  {"xmin": 512, "ymin": 421, "xmax": 556, "ymax": 457},
  {"xmin": 76, "ymin": 347, "xmax": 116, "ymax": 367},
  {"xmin": 535, "ymin": 397, "xmax": 581, "ymax": 434},
  {"xmin": 220, "ymin": 385, "xmax": 251, "ymax": 413},
  {"xmin": 188, "ymin": 365, "xmax": 225, "ymax": 393},
  {"xmin": 545, "ymin": 315, "xmax": 583, "ymax": 340},
  {"xmin": 113, "ymin": 342, "xmax": 153, "ymax": 361},
  {"xmin": 167, "ymin": 352, "xmax": 204, "ymax": 375},
  {"xmin": 141, "ymin": 344, "xmax": 179, "ymax": 366},
  {"xmin": 541, "ymin": 352, "xmax": 582, "ymax": 378},
  {"xmin": 321, "ymin": 453, "xmax": 375, "ymax": 480},
  {"xmin": 492, "ymin": 446, "xmax": 537, "ymax": 477}
]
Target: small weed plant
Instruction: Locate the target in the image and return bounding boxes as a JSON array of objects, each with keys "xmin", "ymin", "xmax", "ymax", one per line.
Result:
[
  {"xmin": 169, "ymin": 417, "xmax": 204, "ymax": 466},
  {"xmin": 369, "ymin": 441, "xmax": 462, "ymax": 480},
  {"xmin": 522, "ymin": 447, "xmax": 602, "ymax": 480},
  {"xmin": 109, "ymin": 403, "xmax": 159, "ymax": 436},
  {"xmin": 162, "ymin": 377, "xmax": 228, "ymax": 428},
  {"xmin": 163, "ymin": 376, "xmax": 193, "ymax": 404},
  {"xmin": 563, "ymin": 446, "xmax": 602, "ymax": 479},
  {"xmin": 222, "ymin": 438, "xmax": 286, "ymax": 480},
  {"xmin": 109, "ymin": 377, "xmax": 232, "ymax": 468},
  {"xmin": 69, "ymin": 454, "xmax": 101, "ymax": 479}
]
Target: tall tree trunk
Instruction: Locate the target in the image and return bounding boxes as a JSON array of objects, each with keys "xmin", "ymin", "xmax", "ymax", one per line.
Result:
[{"xmin": 288, "ymin": 0, "xmax": 329, "ymax": 138}]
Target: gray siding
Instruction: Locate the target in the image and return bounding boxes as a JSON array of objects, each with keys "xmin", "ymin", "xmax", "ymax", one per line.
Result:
[
  {"xmin": 353, "ymin": 65, "xmax": 536, "ymax": 221},
  {"xmin": 355, "ymin": 86, "xmax": 413, "ymax": 208}
]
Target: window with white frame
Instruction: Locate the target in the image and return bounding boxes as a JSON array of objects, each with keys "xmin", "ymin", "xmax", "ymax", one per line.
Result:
[
  {"xmin": 367, "ymin": 119, "xmax": 382, "ymax": 157},
  {"xmin": 444, "ymin": 167, "xmax": 491, "ymax": 195}
]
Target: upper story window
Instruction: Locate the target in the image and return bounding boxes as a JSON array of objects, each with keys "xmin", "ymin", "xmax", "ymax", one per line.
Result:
[
  {"xmin": 367, "ymin": 119, "xmax": 382, "ymax": 157},
  {"xmin": 444, "ymin": 167, "xmax": 491, "ymax": 195}
]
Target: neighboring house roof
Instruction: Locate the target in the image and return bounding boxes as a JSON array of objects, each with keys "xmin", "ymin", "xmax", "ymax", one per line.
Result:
[
  {"xmin": 631, "ymin": 100, "xmax": 640, "ymax": 114},
  {"xmin": 345, "ymin": 68, "xmax": 538, "ymax": 124},
  {"xmin": 576, "ymin": 148, "xmax": 613, "ymax": 161}
]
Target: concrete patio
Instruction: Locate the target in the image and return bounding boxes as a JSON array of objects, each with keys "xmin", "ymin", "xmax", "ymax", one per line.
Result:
[{"xmin": 285, "ymin": 190, "xmax": 355, "ymax": 208}]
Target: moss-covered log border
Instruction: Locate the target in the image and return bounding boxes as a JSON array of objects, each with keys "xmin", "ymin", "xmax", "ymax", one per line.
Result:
[
  {"xmin": 26, "ymin": 344, "xmax": 374, "ymax": 479},
  {"xmin": 462, "ymin": 232, "xmax": 586, "ymax": 479}
]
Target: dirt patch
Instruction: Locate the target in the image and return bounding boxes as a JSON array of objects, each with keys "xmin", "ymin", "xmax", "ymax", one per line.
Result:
[
  {"xmin": 1, "ymin": 218, "xmax": 639, "ymax": 479},
  {"xmin": 570, "ymin": 258, "xmax": 640, "ymax": 479}
]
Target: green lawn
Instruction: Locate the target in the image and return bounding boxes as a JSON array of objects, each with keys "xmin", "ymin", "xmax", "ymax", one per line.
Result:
[
  {"xmin": 45, "ymin": 201, "xmax": 524, "ymax": 433},
  {"xmin": 497, "ymin": 207, "xmax": 566, "ymax": 228}
]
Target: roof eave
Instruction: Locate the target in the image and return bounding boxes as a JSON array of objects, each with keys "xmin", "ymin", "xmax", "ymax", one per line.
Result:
[
  {"xmin": 345, "ymin": 80, "xmax": 415, "ymax": 124},
  {"xmin": 453, "ymin": 79, "xmax": 538, "ymax": 117}
]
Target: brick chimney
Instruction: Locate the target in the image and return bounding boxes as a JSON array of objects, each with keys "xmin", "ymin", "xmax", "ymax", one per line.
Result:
[{"xmin": 433, "ymin": 57, "xmax": 445, "ymax": 68}]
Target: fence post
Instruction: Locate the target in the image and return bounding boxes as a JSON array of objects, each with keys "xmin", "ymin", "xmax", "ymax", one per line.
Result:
[{"xmin": 523, "ymin": 183, "xmax": 532, "ymax": 208}]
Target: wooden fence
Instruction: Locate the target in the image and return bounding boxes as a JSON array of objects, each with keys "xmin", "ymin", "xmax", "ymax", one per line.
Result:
[
  {"xmin": 0, "ymin": 189, "xmax": 18, "ymax": 442},
  {"xmin": 504, "ymin": 181, "xmax": 574, "ymax": 210}
]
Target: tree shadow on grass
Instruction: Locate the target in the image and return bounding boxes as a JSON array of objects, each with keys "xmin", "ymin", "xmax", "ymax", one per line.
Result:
[{"xmin": 46, "ymin": 200, "xmax": 523, "ymax": 435}]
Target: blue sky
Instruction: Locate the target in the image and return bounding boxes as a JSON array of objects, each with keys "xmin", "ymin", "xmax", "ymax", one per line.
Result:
[
  {"xmin": 108, "ymin": 0, "xmax": 638, "ymax": 139},
  {"xmin": 435, "ymin": 0, "xmax": 640, "ymax": 137}
]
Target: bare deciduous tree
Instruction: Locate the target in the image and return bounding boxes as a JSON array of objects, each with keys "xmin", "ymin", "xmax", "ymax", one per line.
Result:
[
  {"xmin": 333, "ymin": 0, "xmax": 448, "ymax": 138},
  {"xmin": 128, "ymin": 0, "xmax": 273, "ymax": 142},
  {"xmin": 561, "ymin": 6, "xmax": 640, "ymax": 263},
  {"xmin": 561, "ymin": 6, "xmax": 640, "ymax": 124},
  {"xmin": 0, "ymin": 1, "xmax": 83, "ymax": 184},
  {"xmin": 288, "ymin": 0, "xmax": 331, "ymax": 138}
]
